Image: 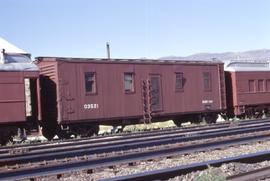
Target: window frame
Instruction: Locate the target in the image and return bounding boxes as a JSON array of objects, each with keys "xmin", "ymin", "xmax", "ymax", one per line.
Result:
[
  {"xmin": 257, "ymin": 79, "xmax": 264, "ymax": 92},
  {"xmin": 84, "ymin": 72, "xmax": 97, "ymax": 95},
  {"xmin": 124, "ymin": 72, "xmax": 135, "ymax": 94},
  {"xmin": 175, "ymin": 72, "xmax": 184, "ymax": 92},
  {"xmin": 248, "ymin": 80, "xmax": 255, "ymax": 93},
  {"xmin": 266, "ymin": 79, "xmax": 270, "ymax": 92},
  {"xmin": 203, "ymin": 72, "xmax": 212, "ymax": 92}
]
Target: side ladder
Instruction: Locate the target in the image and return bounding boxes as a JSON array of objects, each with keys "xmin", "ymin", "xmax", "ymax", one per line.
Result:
[{"xmin": 141, "ymin": 80, "xmax": 152, "ymax": 124}]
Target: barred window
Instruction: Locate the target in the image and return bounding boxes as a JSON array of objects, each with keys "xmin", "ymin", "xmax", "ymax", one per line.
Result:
[
  {"xmin": 203, "ymin": 72, "xmax": 212, "ymax": 91},
  {"xmin": 124, "ymin": 73, "xmax": 134, "ymax": 93},
  {"xmin": 175, "ymin": 72, "xmax": 184, "ymax": 91},
  {"xmin": 85, "ymin": 72, "xmax": 96, "ymax": 93}
]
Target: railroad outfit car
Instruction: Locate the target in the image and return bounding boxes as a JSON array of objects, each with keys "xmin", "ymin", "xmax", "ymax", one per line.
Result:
[
  {"xmin": 36, "ymin": 57, "xmax": 226, "ymax": 140},
  {"xmin": 0, "ymin": 49, "xmax": 39, "ymax": 144},
  {"xmin": 225, "ymin": 60, "xmax": 270, "ymax": 118}
]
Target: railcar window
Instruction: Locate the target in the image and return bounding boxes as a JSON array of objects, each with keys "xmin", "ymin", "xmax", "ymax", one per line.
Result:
[
  {"xmin": 266, "ymin": 80, "xmax": 270, "ymax": 92},
  {"xmin": 258, "ymin": 80, "xmax": 264, "ymax": 92},
  {"xmin": 85, "ymin": 72, "xmax": 96, "ymax": 93},
  {"xmin": 175, "ymin": 72, "xmax": 184, "ymax": 91},
  {"xmin": 249, "ymin": 80, "xmax": 255, "ymax": 92},
  {"xmin": 203, "ymin": 72, "xmax": 212, "ymax": 91},
  {"xmin": 124, "ymin": 73, "xmax": 134, "ymax": 93}
]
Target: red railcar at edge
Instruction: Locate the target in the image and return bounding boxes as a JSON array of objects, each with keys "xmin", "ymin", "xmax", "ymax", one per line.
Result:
[
  {"xmin": 0, "ymin": 52, "xmax": 39, "ymax": 144},
  {"xmin": 225, "ymin": 60, "xmax": 270, "ymax": 118}
]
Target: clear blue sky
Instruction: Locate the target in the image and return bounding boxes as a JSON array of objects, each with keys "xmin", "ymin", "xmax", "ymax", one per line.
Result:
[{"xmin": 1, "ymin": 0, "xmax": 269, "ymax": 59}]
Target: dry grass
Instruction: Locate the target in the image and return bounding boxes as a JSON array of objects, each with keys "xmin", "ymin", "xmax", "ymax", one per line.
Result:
[{"xmin": 99, "ymin": 120, "xmax": 176, "ymax": 134}]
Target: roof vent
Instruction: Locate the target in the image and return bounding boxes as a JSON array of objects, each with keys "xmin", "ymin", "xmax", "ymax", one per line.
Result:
[
  {"xmin": 106, "ymin": 42, "xmax": 110, "ymax": 60},
  {"xmin": 0, "ymin": 49, "xmax": 5, "ymax": 64}
]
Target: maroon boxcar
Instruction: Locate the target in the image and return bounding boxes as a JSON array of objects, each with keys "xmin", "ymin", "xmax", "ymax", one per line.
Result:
[
  {"xmin": 0, "ymin": 52, "xmax": 39, "ymax": 144},
  {"xmin": 225, "ymin": 60, "xmax": 270, "ymax": 117},
  {"xmin": 36, "ymin": 57, "xmax": 226, "ymax": 139}
]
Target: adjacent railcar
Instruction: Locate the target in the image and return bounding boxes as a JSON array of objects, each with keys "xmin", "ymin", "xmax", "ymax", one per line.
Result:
[
  {"xmin": 0, "ymin": 51, "xmax": 39, "ymax": 144},
  {"xmin": 225, "ymin": 60, "xmax": 270, "ymax": 118},
  {"xmin": 36, "ymin": 57, "xmax": 226, "ymax": 139}
]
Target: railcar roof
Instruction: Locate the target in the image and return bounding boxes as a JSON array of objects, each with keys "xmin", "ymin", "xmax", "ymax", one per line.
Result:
[
  {"xmin": 35, "ymin": 56, "xmax": 223, "ymax": 65},
  {"xmin": 224, "ymin": 60, "xmax": 270, "ymax": 72}
]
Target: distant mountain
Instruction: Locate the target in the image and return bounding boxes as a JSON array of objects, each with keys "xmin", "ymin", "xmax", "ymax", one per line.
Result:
[{"xmin": 160, "ymin": 49, "xmax": 270, "ymax": 61}]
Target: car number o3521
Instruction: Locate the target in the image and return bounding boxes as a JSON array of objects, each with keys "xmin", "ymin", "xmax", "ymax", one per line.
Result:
[{"xmin": 84, "ymin": 104, "xmax": 99, "ymax": 109}]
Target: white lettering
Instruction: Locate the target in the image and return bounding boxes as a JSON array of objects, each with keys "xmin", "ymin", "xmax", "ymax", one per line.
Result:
[
  {"xmin": 202, "ymin": 100, "xmax": 213, "ymax": 104},
  {"xmin": 83, "ymin": 104, "xmax": 99, "ymax": 110}
]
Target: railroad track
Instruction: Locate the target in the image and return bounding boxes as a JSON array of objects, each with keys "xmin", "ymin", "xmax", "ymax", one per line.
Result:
[
  {"xmin": 0, "ymin": 118, "xmax": 267, "ymax": 152},
  {"xmin": 0, "ymin": 118, "xmax": 268, "ymax": 155},
  {"xmin": 1, "ymin": 120, "xmax": 270, "ymax": 166},
  {"xmin": 100, "ymin": 150, "xmax": 270, "ymax": 181},
  {"xmin": 226, "ymin": 166, "xmax": 270, "ymax": 181},
  {"xmin": 1, "ymin": 121, "xmax": 270, "ymax": 180}
]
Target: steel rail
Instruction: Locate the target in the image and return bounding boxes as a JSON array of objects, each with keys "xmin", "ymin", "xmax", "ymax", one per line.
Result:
[
  {"xmin": 0, "ymin": 132, "xmax": 270, "ymax": 180},
  {"xmin": 1, "ymin": 123, "xmax": 270, "ymax": 166},
  {"xmin": 226, "ymin": 166, "xmax": 270, "ymax": 181},
  {"xmin": 100, "ymin": 150, "xmax": 270, "ymax": 181}
]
